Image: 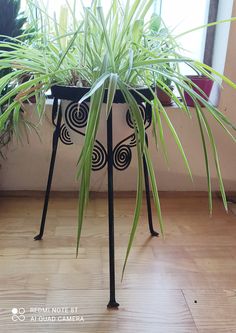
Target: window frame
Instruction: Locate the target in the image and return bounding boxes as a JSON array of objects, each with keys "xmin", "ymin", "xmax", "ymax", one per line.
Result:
[
  {"xmin": 203, "ymin": 0, "xmax": 219, "ymax": 67},
  {"xmin": 158, "ymin": 0, "xmax": 219, "ymax": 66}
]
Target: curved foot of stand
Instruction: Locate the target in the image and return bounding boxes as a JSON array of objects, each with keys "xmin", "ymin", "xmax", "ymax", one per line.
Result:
[
  {"xmin": 107, "ymin": 300, "xmax": 119, "ymax": 309},
  {"xmin": 150, "ymin": 230, "xmax": 159, "ymax": 237},
  {"xmin": 34, "ymin": 234, "xmax": 43, "ymax": 241}
]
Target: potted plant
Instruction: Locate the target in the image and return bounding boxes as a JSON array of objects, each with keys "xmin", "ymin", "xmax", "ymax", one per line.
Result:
[
  {"xmin": 184, "ymin": 74, "xmax": 214, "ymax": 107},
  {"xmin": 0, "ymin": 0, "xmax": 28, "ymax": 157},
  {"xmin": 155, "ymin": 69, "xmax": 174, "ymax": 106},
  {"xmin": 148, "ymin": 13, "xmax": 175, "ymax": 106},
  {"xmin": 0, "ymin": 0, "xmax": 236, "ymax": 275}
]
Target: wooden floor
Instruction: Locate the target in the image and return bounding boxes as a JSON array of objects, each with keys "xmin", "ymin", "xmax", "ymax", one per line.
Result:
[{"xmin": 0, "ymin": 194, "xmax": 236, "ymax": 332}]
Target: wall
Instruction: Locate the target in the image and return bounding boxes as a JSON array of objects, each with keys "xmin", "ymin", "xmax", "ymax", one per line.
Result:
[{"xmin": 1, "ymin": 3, "xmax": 236, "ymax": 192}]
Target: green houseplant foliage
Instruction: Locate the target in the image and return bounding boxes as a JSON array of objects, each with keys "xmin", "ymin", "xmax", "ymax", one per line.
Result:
[
  {"xmin": 0, "ymin": 0, "xmax": 236, "ymax": 276},
  {"xmin": 0, "ymin": 0, "xmax": 27, "ymax": 157},
  {"xmin": 149, "ymin": 13, "xmax": 175, "ymax": 105}
]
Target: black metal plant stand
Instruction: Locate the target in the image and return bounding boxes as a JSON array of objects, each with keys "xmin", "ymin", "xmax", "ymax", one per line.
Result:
[{"xmin": 34, "ymin": 86, "xmax": 159, "ymax": 309}]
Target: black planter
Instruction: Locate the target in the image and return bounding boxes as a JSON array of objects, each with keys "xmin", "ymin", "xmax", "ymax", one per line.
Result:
[{"xmin": 51, "ymin": 85, "xmax": 154, "ymax": 104}]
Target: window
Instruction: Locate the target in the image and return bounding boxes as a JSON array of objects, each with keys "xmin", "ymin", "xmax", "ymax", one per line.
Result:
[
  {"xmin": 21, "ymin": 0, "xmax": 232, "ymax": 75},
  {"xmin": 155, "ymin": 0, "xmax": 234, "ymax": 76},
  {"xmin": 159, "ymin": 0, "xmax": 210, "ymax": 63}
]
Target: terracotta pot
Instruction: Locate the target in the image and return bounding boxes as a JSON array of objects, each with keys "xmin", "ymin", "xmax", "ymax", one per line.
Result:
[
  {"xmin": 184, "ymin": 75, "xmax": 214, "ymax": 107},
  {"xmin": 156, "ymin": 86, "xmax": 173, "ymax": 106}
]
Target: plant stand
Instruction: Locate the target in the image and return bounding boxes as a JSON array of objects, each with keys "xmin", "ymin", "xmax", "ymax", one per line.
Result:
[{"xmin": 34, "ymin": 87, "xmax": 159, "ymax": 309}]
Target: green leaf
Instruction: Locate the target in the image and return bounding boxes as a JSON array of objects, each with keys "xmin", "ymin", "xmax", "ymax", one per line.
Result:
[
  {"xmin": 78, "ymin": 72, "xmax": 110, "ymax": 104},
  {"xmin": 144, "ymin": 145, "xmax": 164, "ymax": 236},
  {"xmin": 105, "ymin": 73, "xmax": 118, "ymax": 117},
  {"xmin": 150, "ymin": 14, "xmax": 161, "ymax": 32},
  {"xmin": 132, "ymin": 19, "xmax": 144, "ymax": 44},
  {"xmin": 161, "ymin": 107, "xmax": 193, "ymax": 180},
  {"xmin": 195, "ymin": 103, "xmax": 212, "ymax": 214},
  {"xmin": 194, "ymin": 60, "xmax": 236, "ymax": 90},
  {"xmin": 176, "ymin": 17, "xmax": 236, "ymax": 39},
  {"xmin": 199, "ymin": 110, "xmax": 228, "ymax": 212}
]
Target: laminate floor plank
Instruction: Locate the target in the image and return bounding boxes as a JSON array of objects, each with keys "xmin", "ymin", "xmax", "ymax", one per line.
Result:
[{"xmin": 0, "ymin": 195, "xmax": 235, "ymax": 332}]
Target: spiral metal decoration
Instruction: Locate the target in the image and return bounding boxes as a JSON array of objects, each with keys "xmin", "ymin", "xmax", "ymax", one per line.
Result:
[
  {"xmin": 113, "ymin": 144, "xmax": 132, "ymax": 171},
  {"xmin": 92, "ymin": 142, "xmax": 107, "ymax": 171},
  {"xmin": 58, "ymin": 101, "xmax": 107, "ymax": 170},
  {"xmin": 113, "ymin": 103, "xmax": 152, "ymax": 171},
  {"xmin": 57, "ymin": 101, "xmax": 152, "ymax": 172},
  {"xmin": 126, "ymin": 104, "xmax": 147, "ymax": 129},
  {"xmin": 64, "ymin": 101, "xmax": 89, "ymax": 132},
  {"xmin": 129, "ymin": 133, "xmax": 137, "ymax": 147},
  {"xmin": 59, "ymin": 124, "xmax": 73, "ymax": 145}
]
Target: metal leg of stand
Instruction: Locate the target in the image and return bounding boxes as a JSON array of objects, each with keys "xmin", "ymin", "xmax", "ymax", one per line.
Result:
[
  {"xmin": 34, "ymin": 99, "xmax": 62, "ymax": 240},
  {"xmin": 106, "ymin": 108, "xmax": 119, "ymax": 309},
  {"xmin": 143, "ymin": 134, "xmax": 159, "ymax": 237}
]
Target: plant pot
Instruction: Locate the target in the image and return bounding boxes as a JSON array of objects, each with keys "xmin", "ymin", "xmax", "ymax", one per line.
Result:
[
  {"xmin": 156, "ymin": 86, "xmax": 173, "ymax": 106},
  {"xmin": 184, "ymin": 75, "xmax": 214, "ymax": 107},
  {"xmin": 51, "ymin": 85, "xmax": 155, "ymax": 147},
  {"xmin": 51, "ymin": 85, "xmax": 153, "ymax": 149},
  {"xmin": 50, "ymin": 85, "xmax": 155, "ymax": 163}
]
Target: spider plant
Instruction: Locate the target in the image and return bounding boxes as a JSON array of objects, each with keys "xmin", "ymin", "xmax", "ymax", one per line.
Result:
[
  {"xmin": 0, "ymin": 0, "xmax": 236, "ymax": 277},
  {"xmin": 0, "ymin": 0, "xmax": 28, "ymax": 157}
]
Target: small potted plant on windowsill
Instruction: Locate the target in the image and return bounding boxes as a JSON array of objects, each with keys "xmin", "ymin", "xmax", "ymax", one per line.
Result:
[
  {"xmin": 156, "ymin": 73, "xmax": 174, "ymax": 106},
  {"xmin": 184, "ymin": 73, "xmax": 214, "ymax": 107},
  {"xmin": 0, "ymin": 0, "xmax": 236, "ymax": 276},
  {"xmin": 149, "ymin": 13, "xmax": 175, "ymax": 106}
]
